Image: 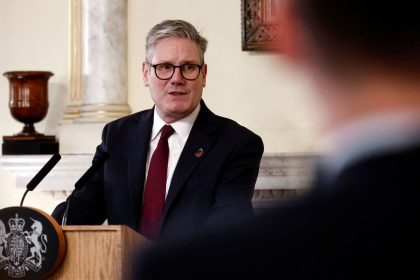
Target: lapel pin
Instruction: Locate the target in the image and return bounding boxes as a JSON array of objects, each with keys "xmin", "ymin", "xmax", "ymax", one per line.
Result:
[{"xmin": 195, "ymin": 148, "xmax": 204, "ymax": 158}]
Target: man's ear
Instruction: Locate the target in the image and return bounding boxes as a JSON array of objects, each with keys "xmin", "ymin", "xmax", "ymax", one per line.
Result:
[
  {"xmin": 276, "ymin": 1, "xmax": 305, "ymax": 64},
  {"xmin": 201, "ymin": 64, "xmax": 207, "ymax": 87},
  {"xmin": 142, "ymin": 62, "xmax": 150, "ymax": 86}
]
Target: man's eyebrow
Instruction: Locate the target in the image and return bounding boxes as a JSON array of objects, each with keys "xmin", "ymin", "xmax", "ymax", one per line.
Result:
[{"xmin": 182, "ymin": 60, "xmax": 200, "ymax": 64}]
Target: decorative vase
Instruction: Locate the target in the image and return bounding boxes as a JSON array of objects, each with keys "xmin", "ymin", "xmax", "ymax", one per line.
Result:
[
  {"xmin": 2, "ymin": 71, "xmax": 59, "ymax": 155},
  {"xmin": 3, "ymin": 71, "xmax": 54, "ymax": 137}
]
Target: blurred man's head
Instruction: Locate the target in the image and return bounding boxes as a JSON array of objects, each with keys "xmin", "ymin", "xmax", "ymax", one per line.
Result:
[
  {"xmin": 278, "ymin": 0, "xmax": 420, "ymax": 128},
  {"xmin": 283, "ymin": 1, "xmax": 420, "ymax": 76}
]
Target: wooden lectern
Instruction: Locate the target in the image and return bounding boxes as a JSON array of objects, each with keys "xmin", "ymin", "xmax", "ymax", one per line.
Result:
[{"xmin": 47, "ymin": 225, "xmax": 152, "ymax": 279}]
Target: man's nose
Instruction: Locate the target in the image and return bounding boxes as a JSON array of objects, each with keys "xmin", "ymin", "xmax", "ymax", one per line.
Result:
[{"xmin": 170, "ymin": 67, "xmax": 185, "ymax": 84}]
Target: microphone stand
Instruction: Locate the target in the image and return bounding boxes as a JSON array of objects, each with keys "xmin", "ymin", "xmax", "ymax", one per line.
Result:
[
  {"xmin": 61, "ymin": 189, "xmax": 76, "ymax": 226},
  {"xmin": 61, "ymin": 153, "xmax": 109, "ymax": 226},
  {"xmin": 20, "ymin": 189, "xmax": 30, "ymax": 207},
  {"xmin": 20, "ymin": 153, "xmax": 61, "ymax": 207}
]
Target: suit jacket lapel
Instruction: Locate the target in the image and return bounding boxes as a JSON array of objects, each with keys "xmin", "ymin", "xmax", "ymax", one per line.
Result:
[
  {"xmin": 163, "ymin": 102, "xmax": 219, "ymax": 219},
  {"xmin": 127, "ymin": 109, "xmax": 154, "ymax": 224}
]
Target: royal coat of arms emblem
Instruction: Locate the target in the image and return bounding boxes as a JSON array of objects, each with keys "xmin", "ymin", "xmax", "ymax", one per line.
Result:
[
  {"xmin": 0, "ymin": 207, "xmax": 66, "ymax": 280},
  {"xmin": 0, "ymin": 214, "xmax": 48, "ymax": 277}
]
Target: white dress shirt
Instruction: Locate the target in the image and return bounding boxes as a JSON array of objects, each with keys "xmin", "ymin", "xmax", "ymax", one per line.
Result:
[
  {"xmin": 316, "ymin": 109, "xmax": 420, "ymax": 183},
  {"xmin": 145, "ymin": 104, "xmax": 201, "ymax": 197}
]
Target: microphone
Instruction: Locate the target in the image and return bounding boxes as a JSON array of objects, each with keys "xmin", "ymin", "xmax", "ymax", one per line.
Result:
[
  {"xmin": 74, "ymin": 153, "xmax": 109, "ymax": 191},
  {"xmin": 20, "ymin": 153, "xmax": 61, "ymax": 206},
  {"xmin": 61, "ymin": 153, "xmax": 109, "ymax": 225}
]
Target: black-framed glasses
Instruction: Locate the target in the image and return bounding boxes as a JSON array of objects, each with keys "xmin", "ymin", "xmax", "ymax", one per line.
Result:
[{"xmin": 149, "ymin": 63, "xmax": 203, "ymax": 80}]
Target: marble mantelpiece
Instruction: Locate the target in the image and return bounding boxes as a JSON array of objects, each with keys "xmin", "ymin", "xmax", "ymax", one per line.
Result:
[{"xmin": 0, "ymin": 153, "xmax": 316, "ymax": 208}]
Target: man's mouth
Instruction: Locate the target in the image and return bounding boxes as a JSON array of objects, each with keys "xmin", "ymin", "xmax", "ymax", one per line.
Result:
[{"xmin": 168, "ymin": 91, "xmax": 187, "ymax": 96}]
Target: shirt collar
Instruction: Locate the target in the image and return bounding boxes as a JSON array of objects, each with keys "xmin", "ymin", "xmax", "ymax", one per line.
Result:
[
  {"xmin": 316, "ymin": 109, "xmax": 420, "ymax": 181},
  {"xmin": 151, "ymin": 103, "xmax": 201, "ymax": 141}
]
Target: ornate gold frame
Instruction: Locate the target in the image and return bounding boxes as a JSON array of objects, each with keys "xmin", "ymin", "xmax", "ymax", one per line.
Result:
[{"xmin": 241, "ymin": 0, "xmax": 282, "ymax": 51}]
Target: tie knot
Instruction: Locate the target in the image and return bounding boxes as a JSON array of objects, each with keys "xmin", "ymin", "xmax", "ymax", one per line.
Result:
[{"xmin": 160, "ymin": 125, "xmax": 174, "ymax": 140}]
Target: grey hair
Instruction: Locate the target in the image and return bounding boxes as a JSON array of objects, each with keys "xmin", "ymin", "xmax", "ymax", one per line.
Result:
[{"xmin": 145, "ymin": 19, "xmax": 208, "ymax": 63}]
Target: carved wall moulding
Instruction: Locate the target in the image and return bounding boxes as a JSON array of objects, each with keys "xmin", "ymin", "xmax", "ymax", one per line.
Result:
[{"xmin": 241, "ymin": 0, "xmax": 283, "ymax": 51}]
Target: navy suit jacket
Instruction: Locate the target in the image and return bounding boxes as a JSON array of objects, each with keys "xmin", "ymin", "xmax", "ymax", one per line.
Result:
[
  {"xmin": 52, "ymin": 100, "xmax": 264, "ymax": 243},
  {"xmin": 136, "ymin": 142, "xmax": 420, "ymax": 278}
]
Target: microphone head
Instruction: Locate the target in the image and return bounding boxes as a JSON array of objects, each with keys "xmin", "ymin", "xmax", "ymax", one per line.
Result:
[
  {"xmin": 74, "ymin": 153, "xmax": 109, "ymax": 190},
  {"xmin": 26, "ymin": 153, "xmax": 61, "ymax": 191}
]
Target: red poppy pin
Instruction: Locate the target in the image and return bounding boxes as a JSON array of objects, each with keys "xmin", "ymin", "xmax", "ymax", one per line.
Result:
[{"xmin": 195, "ymin": 148, "xmax": 204, "ymax": 158}]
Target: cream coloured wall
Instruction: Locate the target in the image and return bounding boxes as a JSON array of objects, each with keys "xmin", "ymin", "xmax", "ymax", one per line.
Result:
[
  {"xmin": 0, "ymin": 0, "xmax": 324, "ymax": 212},
  {"xmin": 0, "ymin": 0, "xmax": 69, "ymax": 144}
]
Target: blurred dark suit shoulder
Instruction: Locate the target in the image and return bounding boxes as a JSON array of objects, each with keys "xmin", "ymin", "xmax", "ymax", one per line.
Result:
[{"xmin": 137, "ymin": 143, "xmax": 420, "ymax": 279}]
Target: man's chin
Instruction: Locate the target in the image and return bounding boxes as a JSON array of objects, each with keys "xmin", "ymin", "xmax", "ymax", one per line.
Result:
[{"xmin": 161, "ymin": 107, "xmax": 193, "ymax": 122}]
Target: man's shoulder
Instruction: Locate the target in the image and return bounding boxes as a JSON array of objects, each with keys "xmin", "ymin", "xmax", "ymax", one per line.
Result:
[
  {"xmin": 339, "ymin": 141, "xmax": 420, "ymax": 180},
  {"xmin": 211, "ymin": 113, "xmax": 262, "ymax": 143},
  {"xmin": 199, "ymin": 102, "xmax": 258, "ymax": 137}
]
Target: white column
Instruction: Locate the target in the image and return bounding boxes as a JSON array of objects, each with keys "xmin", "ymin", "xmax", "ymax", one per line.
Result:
[
  {"xmin": 61, "ymin": 0, "xmax": 83, "ymax": 122},
  {"xmin": 59, "ymin": 0, "xmax": 130, "ymax": 154},
  {"xmin": 78, "ymin": 0, "xmax": 130, "ymax": 122}
]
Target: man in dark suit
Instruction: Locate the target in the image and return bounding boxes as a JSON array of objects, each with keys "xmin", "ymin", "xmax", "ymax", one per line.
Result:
[
  {"xmin": 52, "ymin": 19, "xmax": 263, "ymax": 244},
  {"xmin": 136, "ymin": 1, "xmax": 420, "ymax": 279}
]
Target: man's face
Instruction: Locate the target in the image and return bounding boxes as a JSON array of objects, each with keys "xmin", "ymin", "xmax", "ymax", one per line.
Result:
[{"xmin": 143, "ymin": 37, "xmax": 207, "ymax": 123}]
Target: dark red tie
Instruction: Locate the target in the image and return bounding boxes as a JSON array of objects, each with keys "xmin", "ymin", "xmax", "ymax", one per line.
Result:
[{"xmin": 140, "ymin": 124, "xmax": 174, "ymax": 242}]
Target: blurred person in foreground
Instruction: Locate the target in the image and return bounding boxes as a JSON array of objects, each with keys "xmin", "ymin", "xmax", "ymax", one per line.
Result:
[
  {"xmin": 136, "ymin": 1, "xmax": 420, "ymax": 278},
  {"xmin": 52, "ymin": 19, "xmax": 263, "ymax": 244}
]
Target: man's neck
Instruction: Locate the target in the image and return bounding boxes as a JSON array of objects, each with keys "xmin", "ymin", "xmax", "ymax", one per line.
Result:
[{"xmin": 319, "ymin": 70, "xmax": 420, "ymax": 131}]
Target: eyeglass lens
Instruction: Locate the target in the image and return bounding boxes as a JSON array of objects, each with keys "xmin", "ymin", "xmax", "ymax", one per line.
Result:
[{"xmin": 153, "ymin": 64, "xmax": 201, "ymax": 80}]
